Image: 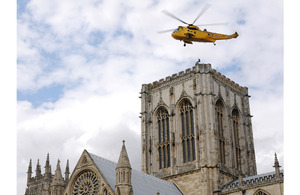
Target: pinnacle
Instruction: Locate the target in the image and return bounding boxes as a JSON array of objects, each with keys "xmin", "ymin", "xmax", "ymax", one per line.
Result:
[
  {"xmin": 273, "ymin": 153, "xmax": 281, "ymax": 168},
  {"xmin": 52, "ymin": 159, "xmax": 64, "ymax": 186},
  {"xmin": 116, "ymin": 140, "xmax": 131, "ymax": 169}
]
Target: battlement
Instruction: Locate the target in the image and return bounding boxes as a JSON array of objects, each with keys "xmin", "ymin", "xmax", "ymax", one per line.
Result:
[
  {"xmin": 142, "ymin": 62, "xmax": 247, "ymax": 95},
  {"xmin": 211, "ymin": 69, "xmax": 248, "ymax": 94}
]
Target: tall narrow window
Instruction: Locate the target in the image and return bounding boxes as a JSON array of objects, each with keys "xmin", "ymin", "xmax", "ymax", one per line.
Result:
[
  {"xmin": 180, "ymin": 99, "xmax": 196, "ymax": 163},
  {"xmin": 157, "ymin": 108, "xmax": 171, "ymax": 169},
  {"xmin": 232, "ymin": 109, "xmax": 241, "ymax": 170},
  {"xmin": 216, "ymin": 100, "xmax": 226, "ymax": 165}
]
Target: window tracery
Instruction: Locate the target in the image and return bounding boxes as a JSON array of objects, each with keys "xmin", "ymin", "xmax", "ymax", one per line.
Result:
[
  {"xmin": 157, "ymin": 107, "xmax": 171, "ymax": 169},
  {"xmin": 180, "ymin": 99, "xmax": 196, "ymax": 163},
  {"xmin": 72, "ymin": 171, "xmax": 100, "ymax": 195}
]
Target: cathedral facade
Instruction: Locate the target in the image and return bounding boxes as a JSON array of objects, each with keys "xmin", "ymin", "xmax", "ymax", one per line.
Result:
[{"xmin": 24, "ymin": 62, "xmax": 283, "ymax": 195}]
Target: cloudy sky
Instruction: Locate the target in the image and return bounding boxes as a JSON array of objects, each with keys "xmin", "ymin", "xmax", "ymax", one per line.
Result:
[{"xmin": 12, "ymin": 0, "xmax": 287, "ymax": 194}]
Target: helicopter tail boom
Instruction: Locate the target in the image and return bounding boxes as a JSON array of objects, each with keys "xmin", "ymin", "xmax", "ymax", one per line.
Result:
[{"xmin": 230, "ymin": 32, "xmax": 239, "ymax": 39}]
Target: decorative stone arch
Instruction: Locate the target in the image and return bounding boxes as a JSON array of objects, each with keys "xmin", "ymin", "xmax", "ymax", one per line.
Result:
[
  {"xmin": 230, "ymin": 105, "xmax": 243, "ymax": 118},
  {"xmin": 214, "ymin": 96, "xmax": 227, "ymax": 109},
  {"xmin": 253, "ymin": 188, "xmax": 271, "ymax": 195},
  {"xmin": 175, "ymin": 96, "xmax": 195, "ymax": 109},
  {"xmin": 153, "ymin": 105, "xmax": 170, "ymax": 116}
]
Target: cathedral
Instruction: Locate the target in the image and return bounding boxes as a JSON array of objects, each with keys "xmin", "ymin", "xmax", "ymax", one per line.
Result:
[{"xmin": 24, "ymin": 62, "xmax": 284, "ymax": 195}]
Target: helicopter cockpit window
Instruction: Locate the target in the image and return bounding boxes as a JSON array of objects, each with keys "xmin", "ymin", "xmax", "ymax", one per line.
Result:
[{"xmin": 173, "ymin": 29, "xmax": 179, "ymax": 33}]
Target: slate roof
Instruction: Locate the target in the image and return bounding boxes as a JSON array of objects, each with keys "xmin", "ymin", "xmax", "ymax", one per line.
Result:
[
  {"xmin": 88, "ymin": 152, "xmax": 183, "ymax": 195},
  {"xmin": 221, "ymin": 170, "xmax": 284, "ymax": 190}
]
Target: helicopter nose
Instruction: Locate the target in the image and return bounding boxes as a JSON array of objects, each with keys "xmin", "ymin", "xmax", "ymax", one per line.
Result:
[{"xmin": 171, "ymin": 32, "xmax": 177, "ymax": 39}]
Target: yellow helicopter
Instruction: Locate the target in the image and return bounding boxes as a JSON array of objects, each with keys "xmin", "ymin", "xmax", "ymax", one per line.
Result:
[{"xmin": 159, "ymin": 4, "xmax": 238, "ymax": 46}]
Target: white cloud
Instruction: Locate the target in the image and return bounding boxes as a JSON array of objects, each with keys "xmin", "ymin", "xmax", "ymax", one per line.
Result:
[{"xmin": 17, "ymin": 0, "xmax": 283, "ymax": 194}]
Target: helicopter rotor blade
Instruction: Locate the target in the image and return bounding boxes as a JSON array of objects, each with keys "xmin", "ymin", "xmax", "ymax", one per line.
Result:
[
  {"xmin": 195, "ymin": 22, "xmax": 228, "ymax": 27},
  {"xmin": 157, "ymin": 29, "xmax": 177, "ymax": 34},
  {"xmin": 161, "ymin": 9, "xmax": 189, "ymax": 25},
  {"xmin": 192, "ymin": 4, "xmax": 211, "ymax": 25}
]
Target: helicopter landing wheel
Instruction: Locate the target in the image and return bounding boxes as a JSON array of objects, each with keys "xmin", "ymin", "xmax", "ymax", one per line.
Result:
[{"xmin": 184, "ymin": 43, "xmax": 186, "ymax": 47}]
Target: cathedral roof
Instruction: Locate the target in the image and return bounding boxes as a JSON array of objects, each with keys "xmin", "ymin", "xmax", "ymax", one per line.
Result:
[
  {"xmin": 88, "ymin": 152, "xmax": 183, "ymax": 195},
  {"xmin": 220, "ymin": 170, "xmax": 284, "ymax": 191}
]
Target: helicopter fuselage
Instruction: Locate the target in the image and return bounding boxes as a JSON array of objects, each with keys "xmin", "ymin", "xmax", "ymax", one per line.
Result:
[{"xmin": 171, "ymin": 26, "xmax": 238, "ymax": 45}]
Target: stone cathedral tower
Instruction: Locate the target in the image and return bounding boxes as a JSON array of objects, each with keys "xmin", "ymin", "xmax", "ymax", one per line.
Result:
[{"xmin": 140, "ymin": 62, "xmax": 257, "ymax": 194}]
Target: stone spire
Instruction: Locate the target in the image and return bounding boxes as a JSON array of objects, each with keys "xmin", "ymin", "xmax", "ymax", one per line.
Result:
[
  {"xmin": 27, "ymin": 159, "xmax": 32, "ymax": 184},
  {"xmin": 115, "ymin": 140, "xmax": 133, "ymax": 195},
  {"xmin": 51, "ymin": 159, "xmax": 65, "ymax": 186},
  {"xmin": 64, "ymin": 159, "xmax": 70, "ymax": 181},
  {"xmin": 44, "ymin": 153, "xmax": 52, "ymax": 179},
  {"xmin": 36, "ymin": 159, "xmax": 42, "ymax": 178},
  {"xmin": 273, "ymin": 153, "xmax": 281, "ymax": 180},
  {"xmin": 116, "ymin": 140, "xmax": 131, "ymax": 169}
]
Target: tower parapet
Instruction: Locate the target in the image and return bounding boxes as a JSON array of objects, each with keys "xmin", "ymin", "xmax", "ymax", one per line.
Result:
[{"xmin": 142, "ymin": 63, "xmax": 247, "ymax": 95}]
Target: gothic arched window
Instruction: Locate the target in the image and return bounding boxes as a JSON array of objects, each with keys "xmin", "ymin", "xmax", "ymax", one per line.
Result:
[
  {"xmin": 103, "ymin": 188, "xmax": 108, "ymax": 195},
  {"xmin": 232, "ymin": 109, "xmax": 241, "ymax": 170},
  {"xmin": 216, "ymin": 100, "xmax": 226, "ymax": 165},
  {"xmin": 180, "ymin": 99, "xmax": 196, "ymax": 163},
  {"xmin": 254, "ymin": 189, "xmax": 270, "ymax": 195},
  {"xmin": 157, "ymin": 107, "xmax": 170, "ymax": 169}
]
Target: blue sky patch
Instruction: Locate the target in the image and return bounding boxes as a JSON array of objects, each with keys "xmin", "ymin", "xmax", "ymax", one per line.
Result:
[
  {"xmin": 237, "ymin": 19, "xmax": 246, "ymax": 25},
  {"xmin": 88, "ymin": 30, "xmax": 105, "ymax": 46},
  {"xmin": 17, "ymin": 84, "xmax": 64, "ymax": 108}
]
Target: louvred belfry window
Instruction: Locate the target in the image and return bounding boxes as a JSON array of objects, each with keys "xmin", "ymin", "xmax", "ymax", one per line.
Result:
[
  {"xmin": 216, "ymin": 100, "xmax": 226, "ymax": 165},
  {"xmin": 180, "ymin": 99, "xmax": 196, "ymax": 163},
  {"xmin": 157, "ymin": 107, "xmax": 171, "ymax": 169}
]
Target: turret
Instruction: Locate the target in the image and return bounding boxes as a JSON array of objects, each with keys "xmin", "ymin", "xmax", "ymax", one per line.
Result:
[
  {"xmin": 27, "ymin": 159, "xmax": 32, "ymax": 185},
  {"xmin": 64, "ymin": 159, "xmax": 70, "ymax": 181},
  {"xmin": 44, "ymin": 153, "xmax": 52, "ymax": 179},
  {"xmin": 115, "ymin": 140, "xmax": 133, "ymax": 195},
  {"xmin": 273, "ymin": 153, "xmax": 281, "ymax": 180}
]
